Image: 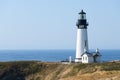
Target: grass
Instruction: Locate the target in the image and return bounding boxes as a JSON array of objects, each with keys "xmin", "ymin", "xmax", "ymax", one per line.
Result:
[
  {"xmin": 0, "ymin": 61, "xmax": 45, "ymax": 80},
  {"xmin": 100, "ymin": 62, "xmax": 120, "ymax": 71},
  {"xmin": 0, "ymin": 61, "xmax": 120, "ymax": 80}
]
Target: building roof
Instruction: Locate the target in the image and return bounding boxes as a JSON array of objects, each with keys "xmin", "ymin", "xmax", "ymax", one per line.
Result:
[
  {"xmin": 81, "ymin": 52, "xmax": 93, "ymax": 57},
  {"xmin": 92, "ymin": 52, "xmax": 102, "ymax": 56},
  {"xmin": 81, "ymin": 52, "xmax": 102, "ymax": 57}
]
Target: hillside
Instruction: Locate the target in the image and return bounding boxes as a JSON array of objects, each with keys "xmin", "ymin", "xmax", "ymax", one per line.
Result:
[{"xmin": 0, "ymin": 61, "xmax": 120, "ymax": 80}]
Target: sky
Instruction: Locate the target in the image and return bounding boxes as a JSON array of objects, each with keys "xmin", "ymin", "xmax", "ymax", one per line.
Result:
[{"xmin": 0, "ymin": 0, "xmax": 120, "ymax": 50}]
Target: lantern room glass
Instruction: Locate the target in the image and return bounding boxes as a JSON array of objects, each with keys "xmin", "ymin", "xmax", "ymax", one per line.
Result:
[{"xmin": 80, "ymin": 14, "xmax": 86, "ymax": 19}]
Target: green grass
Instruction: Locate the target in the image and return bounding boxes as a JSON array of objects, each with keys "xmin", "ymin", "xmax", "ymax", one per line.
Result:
[
  {"xmin": 100, "ymin": 62, "xmax": 120, "ymax": 71},
  {"xmin": 0, "ymin": 61, "xmax": 120, "ymax": 80},
  {"xmin": 0, "ymin": 61, "xmax": 45, "ymax": 80}
]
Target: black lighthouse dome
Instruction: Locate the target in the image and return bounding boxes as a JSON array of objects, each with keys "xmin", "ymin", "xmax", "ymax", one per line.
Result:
[
  {"xmin": 79, "ymin": 10, "xmax": 86, "ymax": 14},
  {"xmin": 76, "ymin": 10, "xmax": 88, "ymax": 29}
]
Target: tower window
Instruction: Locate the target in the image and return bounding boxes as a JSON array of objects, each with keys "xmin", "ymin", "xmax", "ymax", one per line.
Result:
[
  {"xmin": 82, "ymin": 15, "xmax": 84, "ymax": 19},
  {"xmin": 85, "ymin": 40, "xmax": 87, "ymax": 47}
]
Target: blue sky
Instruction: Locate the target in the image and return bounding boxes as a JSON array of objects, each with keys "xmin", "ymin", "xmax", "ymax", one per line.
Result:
[{"xmin": 0, "ymin": 0, "xmax": 120, "ymax": 50}]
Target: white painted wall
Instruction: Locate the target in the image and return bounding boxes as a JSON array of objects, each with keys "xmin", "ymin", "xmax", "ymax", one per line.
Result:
[
  {"xmin": 82, "ymin": 54, "xmax": 88, "ymax": 63},
  {"xmin": 75, "ymin": 28, "xmax": 88, "ymax": 62},
  {"xmin": 69, "ymin": 56, "xmax": 72, "ymax": 63},
  {"xmin": 82, "ymin": 54, "xmax": 94, "ymax": 63}
]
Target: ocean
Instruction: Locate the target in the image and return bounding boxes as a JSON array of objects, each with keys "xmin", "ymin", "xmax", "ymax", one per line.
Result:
[{"xmin": 0, "ymin": 50, "xmax": 120, "ymax": 62}]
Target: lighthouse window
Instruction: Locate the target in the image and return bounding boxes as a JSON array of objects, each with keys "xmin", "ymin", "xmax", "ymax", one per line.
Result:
[
  {"xmin": 82, "ymin": 15, "xmax": 84, "ymax": 19},
  {"xmin": 85, "ymin": 40, "xmax": 87, "ymax": 47},
  {"xmin": 80, "ymin": 14, "xmax": 86, "ymax": 19}
]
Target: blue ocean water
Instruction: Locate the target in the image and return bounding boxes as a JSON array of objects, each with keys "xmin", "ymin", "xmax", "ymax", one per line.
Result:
[{"xmin": 0, "ymin": 50, "xmax": 120, "ymax": 62}]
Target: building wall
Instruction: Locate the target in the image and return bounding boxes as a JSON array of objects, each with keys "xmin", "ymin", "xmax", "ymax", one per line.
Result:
[
  {"xmin": 88, "ymin": 57, "xmax": 94, "ymax": 63},
  {"xmin": 82, "ymin": 54, "xmax": 88, "ymax": 63},
  {"xmin": 96, "ymin": 56, "xmax": 101, "ymax": 62},
  {"xmin": 76, "ymin": 29, "xmax": 88, "ymax": 60},
  {"xmin": 82, "ymin": 54, "xmax": 94, "ymax": 63},
  {"xmin": 82, "ymin": 54, "xmax": 101, "ymax": 63}
]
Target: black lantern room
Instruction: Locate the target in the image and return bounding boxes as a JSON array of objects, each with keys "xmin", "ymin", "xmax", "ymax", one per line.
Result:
[{"xmin": 76, "ymin": 10, "xmax": 88, "ymax": 29}]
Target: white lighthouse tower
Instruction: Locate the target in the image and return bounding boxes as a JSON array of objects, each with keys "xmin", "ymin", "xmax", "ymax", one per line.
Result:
[{"xmin": 75, "ymin": 10, "xmax": 89, "ymax": 62}]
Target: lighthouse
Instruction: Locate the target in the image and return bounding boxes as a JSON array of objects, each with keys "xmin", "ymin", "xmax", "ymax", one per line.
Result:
[{"xmin": 75, "ymin": 10, "xmax": 89, "ymax": 62}]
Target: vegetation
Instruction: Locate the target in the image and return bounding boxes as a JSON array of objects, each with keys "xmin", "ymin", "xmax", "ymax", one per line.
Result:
[
  {"xmin": 0, "ymin": 61, "xmax": 120, "ymax": 80},
  {"xmin": 0, "ymin": 61, "xmax": 47, "ymax": 80},
  {"xmin": 101, "ymin": 62, "xmax": 120, "ymax": 71}
]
